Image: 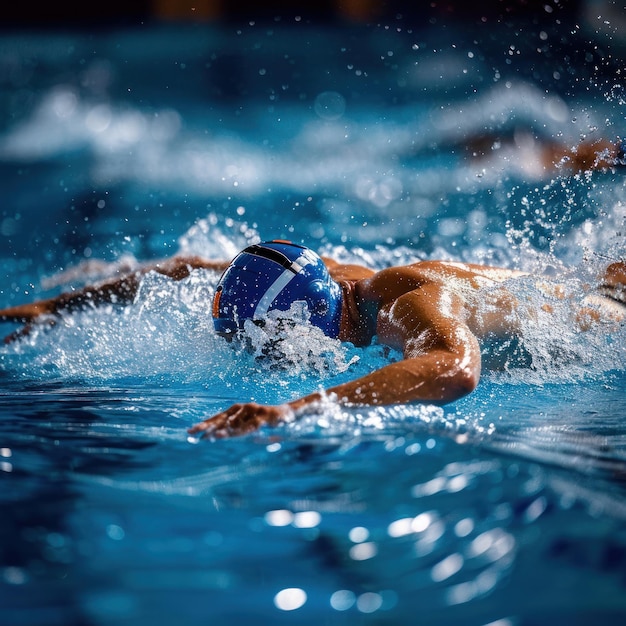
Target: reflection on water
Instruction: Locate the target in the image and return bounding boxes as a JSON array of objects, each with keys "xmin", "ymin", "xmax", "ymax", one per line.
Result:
[{"xmin": 2, "ymin": 376, "xmax": 626, "ymax": 623}]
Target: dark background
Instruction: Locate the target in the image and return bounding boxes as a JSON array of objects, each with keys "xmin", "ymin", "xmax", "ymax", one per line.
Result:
[{"xmin": 2, "ymin": 0, "xmax": 585, "ymax": 28}]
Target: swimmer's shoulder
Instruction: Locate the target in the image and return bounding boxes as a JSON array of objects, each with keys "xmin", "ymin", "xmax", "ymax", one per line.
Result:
[
  {"xmin": 323, "ymin": 256, "xmax": 528, "ymax": 290},
  {"xmin": 324, "ymin": 258, "xmax": 463, "ymax": 284},
  {"xmin": 417, "ymin": 260, "xmax": 529, "ymax": 284},
  {"xmin": 373, "ymin": 260, "xmax": 527, "ymax": 285},
  {"xmin": 322, "ymin": 257, "xmax": 376, "ymax": 282}
]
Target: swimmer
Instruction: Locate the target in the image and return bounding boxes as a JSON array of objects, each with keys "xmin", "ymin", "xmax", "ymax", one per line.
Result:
[
  {"xmin": 1, "ymin": 241, "xmax": 625, "ymax": 437},
  {"xmin": 463, "ymin": 134, "xmax": 626, "ymax": 174}
]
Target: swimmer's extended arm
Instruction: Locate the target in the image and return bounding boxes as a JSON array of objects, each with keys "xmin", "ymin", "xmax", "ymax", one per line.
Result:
[
  {"xmin": 0, "ymin": 256, "xmax": 229, "ymax": 338},
  {"xmin": 548, "ymin": 137, "xmax": 626, "ymax": 172},
  {"xmin": 189, "ymin": 284, "xmax": 482, "ymax": 438},
  {"xmin": 0, "ymin": 255, "xmax": 370, "ymax": 325}
]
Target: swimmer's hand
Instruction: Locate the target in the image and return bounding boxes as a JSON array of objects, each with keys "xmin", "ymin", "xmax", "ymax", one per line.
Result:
[{"xmin": 187, "ymin": 402, "xmax": 297, "ymax": 439}]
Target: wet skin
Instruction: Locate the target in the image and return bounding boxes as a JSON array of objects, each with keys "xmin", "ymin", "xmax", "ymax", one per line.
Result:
[
  {"xmin": 188, "ymin": 258, "xmax": 625, "ymax": 439},
  {"xmin": 1, "ymin": 255, "xmax": 625, "ymax": 439}
]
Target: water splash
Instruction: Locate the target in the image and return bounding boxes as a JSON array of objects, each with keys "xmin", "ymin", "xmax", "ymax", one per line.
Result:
[
  {"xmin": 0, "ymin": 268, "xmax": 360, "ymax": 394},
  {"xmin": 242, "ymin": 302, "xmax": 359, "ymax": 378},
  {"xmin": 475, "ymin": 273, "xmax": 626, "ymax": 385},
  {"xmin": 176, "ymin": 213, "xmax": 258, "ymax": 260}
]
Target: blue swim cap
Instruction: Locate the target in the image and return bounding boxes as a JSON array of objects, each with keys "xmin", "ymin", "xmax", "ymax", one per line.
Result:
[{"xmin": 212, "ymin": 240, "xmax": 343, "ymax": 338}]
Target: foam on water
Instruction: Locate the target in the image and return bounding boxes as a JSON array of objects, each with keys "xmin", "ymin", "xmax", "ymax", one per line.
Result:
[
  {"xmin": 478, "ymin": 276, "xmax": 626, "ymax": 384},
  {"xmin": 0, "ymin": 262, "xmax": 365, "ymax": 407},
  {"xmin": 2, "ymin": 203, "xmax": 624, "ymax": 393}
]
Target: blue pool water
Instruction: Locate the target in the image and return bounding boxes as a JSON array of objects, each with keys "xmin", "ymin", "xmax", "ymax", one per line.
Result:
[{"xmin": 1, "ymin": 13, "xmax": 626, "ymax": 625}]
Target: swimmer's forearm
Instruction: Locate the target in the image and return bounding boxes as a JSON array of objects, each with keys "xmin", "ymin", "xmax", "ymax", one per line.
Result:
[
  {"xmin": 0, "ymin": 273, "xmax": 143, "ymax": 322},
  {"xmin": 57, "ymin": 273, "xmax": 143, "ymax": 310},
  {"xmin": 188, "ymin": 352, "xmax": 481, "ymax": 439},
  {"xmin": 0, "ymin": 256, "xmax": 229, "ymax": 323},
  {"xmin": 147, "ymin": 256, "xmax": 231, "ymax": 279},
  {"xmin": 551, "ymin": 137, "xmax": 626, "ymax": 172},
  {"xmin": 0, "ymin": 301, "xmax": 57, "ymax": 322},
  {"xmin": 69, "ymin": 256, "xmax": 231, "ymax": 306},
  {"xmin": 288, "ymin": 351, "xmax": 481, "ymax": 413}
]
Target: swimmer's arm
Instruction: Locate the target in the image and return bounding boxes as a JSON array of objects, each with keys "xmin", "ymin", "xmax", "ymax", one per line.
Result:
[
  {"xmin": 324, "ymin": 285, "xmax": 481, "ymax": 405},
  {"xmin": 147, "ymin": 256, "xmax": 231, "ymax": 278},
  {"xmin": 0, "ymin": 256, "xmax": 230, "ymax": 324},
  {"xmin": 189, "ymin": 285, "xmax": 481, "ymax": 438},
  {"xmin": 548, "ymin": 137, "xmax": 625, "ymax": 172}
]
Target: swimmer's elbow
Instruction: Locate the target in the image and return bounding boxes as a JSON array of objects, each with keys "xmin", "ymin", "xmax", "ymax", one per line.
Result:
[
  {"xmin": 440, "ymin": 358, "xmax": 480, "ymax": 403},
  {"xmin": 439, "ymin": 375, "xmax": 476, "ymax": 405},
  {"xmin": 457, "ymin": 365, "xmax": 480, "ymax": 397}
]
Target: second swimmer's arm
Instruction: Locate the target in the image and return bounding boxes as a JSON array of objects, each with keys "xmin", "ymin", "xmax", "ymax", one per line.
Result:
[{"xmin": 549, "ymin": 137, "xmax": 626, "ymax": 172}]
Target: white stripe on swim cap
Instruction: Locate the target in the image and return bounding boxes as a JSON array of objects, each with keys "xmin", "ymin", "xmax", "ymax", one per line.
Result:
[{"xmin": 253, "ymin": 252, "xmax": 312, "ymax": 319}]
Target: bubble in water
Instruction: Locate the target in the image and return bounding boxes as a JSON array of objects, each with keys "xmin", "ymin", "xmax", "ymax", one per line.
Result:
[{"xmin": 314, "ymin": 91, "xmax": 346, "ymax": 120}]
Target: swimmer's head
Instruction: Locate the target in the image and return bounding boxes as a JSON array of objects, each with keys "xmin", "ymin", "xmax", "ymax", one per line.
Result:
[{"xmin": 212, "ymin": 240, "xmax": 343, "ymax": 339}]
